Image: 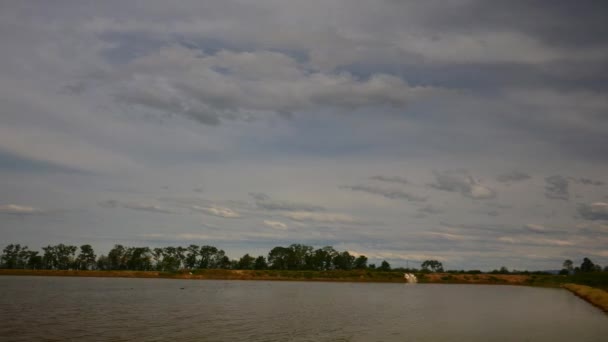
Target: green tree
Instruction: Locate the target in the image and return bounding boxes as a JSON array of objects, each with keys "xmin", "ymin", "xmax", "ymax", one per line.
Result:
[
  {"xmin": 562, "ymin": 259, "xmax": 573, "ymax": 273},
  {"xmin": 580, "ymin": 257, "xmax": 596, "ymax": 272},
  {"xmin": 378, "ymin": 260, "xmax": 391, "ymax": 271},
  {"xmin": 75, "ymin": 244, "xmax": 97, "ymax": 270},
  {"xmin": 42, "ymin": 244, "xmax": 77, "ymax": 270},
  {"xmin": 125, "ymin": 247, "xmax": 152, "ymax": 270},
  {"xmin": 96, "ymin": 254, "xmax": 110, "ymax": 270},
  {"xmin": 1, "ymin": 244, "xmax": 30, "ymax": 269},
  {"xmin": 199, "ymin": 245, "xmax": 219, "ymax": 269},
  {"xmin": 238, "ymin": 254, "xmax": 255, "ymax": 270},
  {"xmin": 311, "ymin": 246, "xmax": 337, "ymax": 270},
  {"xmin": 185, "ymin": 245, "xmax": 200, "ymax": 269},
  {"xmin": 421, "ymin": 260, "xmax": 444, "ymax": 273},
  {"xmin": 108, "ymin": 245, "xmax": 127, "ymax": 270},
  {"xmin": 253, "ymin": 255, "xmax": 268, "ymax": 270},
  {"xmin": 333, "ymin": 251, "xmax": 355, "ymax": 270},
  {"xmin": 268, "ymin": 246, "xmax": 291, "ymax": 270},
  {"xmin": 354, "ymin": 255, "xmax": 368, "ymax": 269}
]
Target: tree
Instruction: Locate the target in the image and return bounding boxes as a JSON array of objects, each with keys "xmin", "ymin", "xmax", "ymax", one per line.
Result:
[
  {"xmin": 1, "ymin": 244, "xmax": 29, "ymax": 269},
  {"xmin": 580, "ymin": 257, "xmax": 596, "ymax": 272},
  {"xmin": 125, "ymin": 247, "xmax": 152, "ymax": 270},
  {"xmin": 238, "ymin": 254, "xmax": 255, "ymax": 270},
  {"xmin": 311, "ymin": 246, "xmax": 337, "ymax": 270},
  {"xmin": 108, "ymin": 244, "xmax": 127, "ymax": 270},
  {"xmin": 421, "ymin": 260, "xmax": 444, "ymax": 273},
  {"xmin": 253, "ymin": 256, "xmax": 268, "ymax": 270},
  {"xmin": 378, "ymin": 260, "xmax": 391, "ymax": 271},
  {"xmin": 354, "ymin": 255, "xmax": 368, "ymax": 269},
  {"xmin": 42, "ymin": 244, "xmax": 77, "ymax": 270},
  {"xmin": 268, "ymin": 246, "xmax": 291, "ymax": 270},
  {"xmin": 333, "ymin": 251, "xmax": 355, "ymax": 270},
  {"xmin": 75, "ymin": 244, "xmax": 97, "ymax": 270},
  {"xmin": 562, "ymin": 259, "xmax": 573, "ymax": 274},
  {"xmin": 199, "ymin": 245, "xmax": 219, "ymax": 269},
  {"xmin": 184, "ymin": 245, "xmax": 200, "ymax": 269},
  {"xmin": 96, "ymin": 255, "xmax": 110, "ymax": 270}
]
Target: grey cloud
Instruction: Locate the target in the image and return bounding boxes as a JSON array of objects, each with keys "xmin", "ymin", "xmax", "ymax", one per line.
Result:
[
  {"xmin": 101, "ymin": 47, "xmax": 439, "ymax": 125},
  {"xmin": 572, "ymin": 177, "xmax": 605, "ymax": 186},
  {"xmin": 340, "ymin": 184, "xmax": 426, "ymax": 202},
  {"xmin": 418, "ymin": 205, "xmax": 443, "ymax": 215},
  {"xmin": 430, "ymin": 171, "xmax": 496, "ymax": 200},
  {"xmin": 370, "ymin": 175, "xmax": 408, "ymax": 185},
  {"xmin": 413, "ymin": 205, "xmax": 443, "ymax": 218},
  {"xmin": 98, "ymin": 199, "xmax": 175, "ymax": 214},
  {"xmin": 578, "ymin": 202, "xmax": 608, "ymax": 221},
  {"xmin": 496, "ymin": 171, "xmax": 531, "ymax": 183},
  {"xmin": 544, "ymin": 175, "xmax": 569, "ymax": 200},
  {"xmin": 248, "ymin": 193, "xmax": 325, "ymax": 212}
]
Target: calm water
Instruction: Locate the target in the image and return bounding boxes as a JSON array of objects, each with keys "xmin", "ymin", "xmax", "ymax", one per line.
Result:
[{"xmin": 0, "ymin": 276, "xmax": 607, "ymax": 341}]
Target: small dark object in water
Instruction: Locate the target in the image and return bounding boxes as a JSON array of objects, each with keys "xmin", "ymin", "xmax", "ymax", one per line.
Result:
[{"xmin": 180, "ymin": 287, "xmax": 185, "ymax": 290}]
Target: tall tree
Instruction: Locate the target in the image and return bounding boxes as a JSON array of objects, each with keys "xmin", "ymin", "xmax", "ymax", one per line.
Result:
[
  {"xmin": 580, "ymin": 257, "xmax": 596, "ymax": 272},
  {"xmin": 354, "ymin": 255, "xmax": 368, "ymax": 269},
  {"xmin": 238, "ymin": 254, "xmax": 255, "ymax": 270},
  {"xmin": 253, "ymin": 255, "xmax": 268, "ymax": 270},
  {"xmin": 1, "ymin": 244, "xmax": 29, "ymax": 269},
  {"xmin": 75, "ymin": 244, "xmax": 97, "ymax": 270},
  {"xmin": 562, "ymin": 259, "xmax": 573, "ymax": 273},
  {"xmin": 185, "ymin": 245, "xmax": 200, "ymax": 269},
  {"xmin": 421, "ymin": 260, "xmax": 444, "ymax": 273},
  {"xmin": 378, "ymin": 260, "xmax": 391, "ymax": 271}
]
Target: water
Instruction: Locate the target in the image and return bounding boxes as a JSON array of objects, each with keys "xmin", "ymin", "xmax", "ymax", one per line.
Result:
[{"xmin": 0, "ymin": 276, "xmax": 606, "ymax": 341}]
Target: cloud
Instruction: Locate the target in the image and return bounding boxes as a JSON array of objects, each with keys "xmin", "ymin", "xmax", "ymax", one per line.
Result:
[
  {"xmin": 0, "ymin": 204, "xmax": 42, "ymax": 215},
  {"xmin": 524, "ymin": 224, "xmax": 547, "ymax": 233},
  {"xmin": 430, "ymin": 171, "xmax": 496, "ymax": 199},
  {"xmin": 496, "ymin": 171, "xmax": 531, "ymax": 183},
  {"xmin": 573, "ymin": 177, "xmax": 605, "ymax": 186},
  {"xmin": 544, "ymin": 175, "xmax": 569, "ymax": 200},
  {"xmin": 340, "ymin": 184, "xmax": 426, "ymax": 202},
  {"xmin": 578, "ymin": 202, "xmax": 608, "ymax": 221},
  {"xmin": 285, "ymin": 212, "xmax": 359, "ymax": 224},
  {"xmin": 263, "ymin": 220, "xmax": 288, "ymax": 230},
  {"xmin": 249, "ymin": 192, "xmax": 325, "ymax": 212},
  {"xmin": 370, "ymin": 175, "xmax": 408, "ymax": 185},
  {"xmin": 99, "ymin": 47, "xmax": 439, "ymax": 125},
  {"xmin": 98, "ymin": 200, "xmax": 175, "ymax": 214},
  {"xmin": 192, "ymin": 205, "xmax": 240, "ymax": 218}
]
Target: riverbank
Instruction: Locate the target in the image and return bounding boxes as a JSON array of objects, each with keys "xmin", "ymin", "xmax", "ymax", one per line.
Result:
[
  {"xmin": 0, "ymin": 269, "xmax": 548, "ymax": 285},
  {"xmin": 563, "ymin": 284, "xmax": 608, "ymax": 313}
]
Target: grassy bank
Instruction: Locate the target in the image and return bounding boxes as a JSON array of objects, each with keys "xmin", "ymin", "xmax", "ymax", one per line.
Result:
[
  {"xmin": 563, "ymin": 284, "xmax": 608, "ymax": 313},
  {"xmin": 2, "ymin": 269, "xmax": 607, "ymax": 289},
  {"xmin": 0, "ymin": 269, "xmax": 408, "ymax": 283}
]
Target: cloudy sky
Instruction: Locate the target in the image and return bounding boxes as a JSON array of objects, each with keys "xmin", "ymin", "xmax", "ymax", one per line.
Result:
[{"xmin": 1, "ymin": 0, "xmax": 607, "ymax": 270}]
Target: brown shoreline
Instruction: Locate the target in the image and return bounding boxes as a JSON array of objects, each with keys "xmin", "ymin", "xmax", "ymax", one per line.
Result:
[
  {"xmin": 563, "ymin": 284, "xmax": 608, "ymax": 314},
  {"xmin": 0, "ymin": 269, "xmax": 536, "ymax": 285}
]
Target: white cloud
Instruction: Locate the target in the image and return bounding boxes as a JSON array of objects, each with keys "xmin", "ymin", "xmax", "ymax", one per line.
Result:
[
  {"xmin": 263, "ymin": 220, "xmax": 288, "ymax": 230},
  {"xmin": 193, "ymin": 205, "xmax": 240, "ymax": 218},
  {"xmin": 430, "ymin": 171, "xmax": 496, "ymax": 200},
  {"xmin": 0, "ymin": 204, "xmax": 41, "ymax": 215},
  {"xmin": 285, "ymin": 211, "xmax": 358, "ymax": 224},
  {"xmin": 524, "ymin": 224, "xmax": 547, "ymax": 233}
]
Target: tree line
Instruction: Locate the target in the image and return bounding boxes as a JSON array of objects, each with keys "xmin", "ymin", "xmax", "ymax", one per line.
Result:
[{"xmin": 0, "ymin": 243, "xmax": 405, "ymax": 272}]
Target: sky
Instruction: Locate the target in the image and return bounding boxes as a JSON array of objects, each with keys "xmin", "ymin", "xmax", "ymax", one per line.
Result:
[{"xmin": 1, "ymin": 0, "xmax": 607, "ymax": 271}]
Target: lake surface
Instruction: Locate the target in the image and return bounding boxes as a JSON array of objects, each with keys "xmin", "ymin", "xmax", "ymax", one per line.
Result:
[{"xmin": 0, "ymin": 276, "xmax": 606, "ymax": 341}]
